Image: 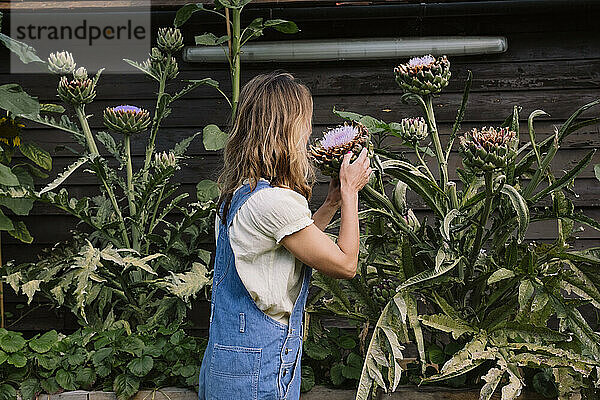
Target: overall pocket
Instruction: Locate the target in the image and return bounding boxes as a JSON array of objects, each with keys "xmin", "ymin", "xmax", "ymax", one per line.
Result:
[{"xmin": 208, "ymin": 343, "xmax": 262, "ymax": 400}]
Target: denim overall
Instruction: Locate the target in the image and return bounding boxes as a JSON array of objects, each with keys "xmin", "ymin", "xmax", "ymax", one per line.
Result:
[{"xmin": 198, "ymin": 180, "xmax": 312, "ymax": 400}]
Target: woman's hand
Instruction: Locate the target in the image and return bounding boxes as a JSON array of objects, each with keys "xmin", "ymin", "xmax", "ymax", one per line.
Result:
[
  {"xmin": 324, "ymin": 178, "xmax": 342, "ymax": 208},
  {"xmin": 339, "ymin": 148, "xmax": 372, "ymax": 198}
]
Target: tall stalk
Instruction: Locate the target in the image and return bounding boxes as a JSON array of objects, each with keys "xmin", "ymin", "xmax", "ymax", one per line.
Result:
[
  {"xmin": 230, "ymin": 8, "xmax": 242, "ymax": 124},
  {"xmin": 143, "ymin": 74, "xmax": 167, "ymax": 180},
  {"xmin": 469, "ymin": 171, "xmax": 494, "ymax": 265},
  {"xmin": 75, "ymin": 105, "xmax": 130, "ymax": 247},
  {"xmin": 124, "ymin": 134, "xmax": 139, "ymax": 249},
  {"xmin": 423, "ymin": 95, "xmax": 449, "ymax": 192}
]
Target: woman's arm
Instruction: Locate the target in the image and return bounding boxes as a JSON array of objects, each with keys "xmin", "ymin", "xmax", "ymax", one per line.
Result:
[
  {"xmin": 312, "ymin": 179, "xmax": 341, "ymax": 231},
  {"xmin": 280, "ymin": 148, "xmax": 371, "ymax": 279}
]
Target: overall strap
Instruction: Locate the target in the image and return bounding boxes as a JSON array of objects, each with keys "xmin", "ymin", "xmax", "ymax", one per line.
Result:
[{"xmin": 221, "ymin": 179, "xmax": 273, "ymax": 228}]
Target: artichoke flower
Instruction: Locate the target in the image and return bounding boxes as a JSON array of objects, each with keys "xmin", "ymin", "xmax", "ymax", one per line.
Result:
[
  {"xmin": 458, "ymin": 126, "xmax": 518, "ymax": 173},
  {"xmin": 394, "ymin": 54, "xmax": 451, "ymax": 96},
  {"xmin": 371, "ymin": 277, "xmax": 400, "ymax": 307},
  {"xmin": 143, "ymin": 52, "xmax": 178, "ymax": 80},
  {"xmin": 157, "ymin": 27, "xmax": 184, "ymax": 53},
  {"xmin": 0, "ymin": 115, "xmax": 25, "ymax": 147},
  {"xmin": 103, "ymin": 105, "xmax": 151, "ymax": 135},
  {"xmin": 73, "ymin": 66, "xmax": 88, "ymax": 81},
  {"xmin": 57, "ymin": 76, "xmax": 96, "ymax": 105},
  {"xmin": 309, "ymin": 122, "xmax": 372, "ymax": 177},
  {"xmin": 154, "ymin": 151, "xmax": 177, "ymax": 170},
  {"xmin": 47, "ymin": 51, "xmax": 76, "ymax": 75},
  {"xmin": 400, "ymin": 117, "xmax": 428, "ymax": 144}
]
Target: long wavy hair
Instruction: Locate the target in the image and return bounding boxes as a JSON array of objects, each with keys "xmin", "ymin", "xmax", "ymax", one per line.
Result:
[{"xmin": 217, "ymin": 71, "xmax": 315, "ymax": 221}]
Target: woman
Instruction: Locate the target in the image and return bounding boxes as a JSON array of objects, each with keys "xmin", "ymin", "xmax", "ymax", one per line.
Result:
[{"xmin": 198, "ymin": 71, "xmax": 372, "ymax": 400}]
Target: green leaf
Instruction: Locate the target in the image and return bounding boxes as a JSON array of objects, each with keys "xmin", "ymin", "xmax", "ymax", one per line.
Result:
[
  {"xmin": 113, "ymin": 374, "xmax": 140, "ymax": 400},
  {"xmin": 304, "ymin": 340, "xmax": 331, "ymax": 360},
  {"xmin": 518, "ymin": 280, "xmax": 534, "ymax": 309},
  {"xmin": 0, "ymin": 197, "xmax": 34, "ymax": 216},
  {"xmin": 500, "ymin": 184, "xmax": 529, "ymax": 244},
  {"xmin": 8, "ymin": 351, "xmax": 26, "ymax": 367},
  {"xmin": 480, "ymin": 367, "xmax": 504, "ymax": 400},
  {"xmin": 127, "ymin": 355, "xmax": 154, "ymax": 377},
  {"xmin": 163, "ymin": 262, "xmax": 210, "ymax": 302},
  {"xmin": 488, "ymin": 268, "xmax": 515, "ymax": 285},
  {"xmin": 330, "ymin": 363, "xmax": 344, "ymax": 385},
  {"xmin": 300, "ymin": 365, "xmax": 315, "ymax": 392},
  {"xmin": 0, "ymin": 384, "xmax": 17, "ymax": 400},
  {"xmin": 264, "ymin": 19, "xmax": 299, "ymax": 34},
  {"xmin": 174, "ymin": 3, "xmax": 209, "ymax": 27},
  {"xmin": 75, "ymin": 368, "xmax": 96, "ymax": 388},
  {"xmin": 0, "ymin": 330, "xmax": 26, "ymax": 352},
  {"xmin": 419, "ymin": 314, "xmax": 477, "ymax": 340},
  {"xmin": 337, "ymin": 335, "xmax": 357, "ymax": 350},
  {"xmin": 38, "ymin": 155, "xmax": 90, "ymax": 194},
  {"xmin": 7, "ymin": 220, "xmax": 33, "ymax": 243},
  {"xmin": 0, "ymin": 209, "xmax": 14, "ymax": 231},
  {"xmin": 0, "ymin": 163, "xmax": 19, "ymax": 186},
  {"xmin": 55, "ymin": 369, "xmax": 76, "ymax": 390},
  {"xmin": 40, "ymin": 377, "xmax": 60, "ymax": 395},
  {"xmin": 19, "ymin": 142, "xmax": 52, "ymax": 170},
  {"xmin": 19, "ymin": 378, "xmax": 39, "ymax": 400},
  {"xmin": 0, "ymin": 349, "xmax": 6, "ymax": 365},
  {"xmin": 195, "ymin": 33, "xmax": 230, "ymax": 46},
  {"xmin": 203, "ymin": 124, "xmax": 228, "ymax": 151},
  {"xmin": 196, "ymin": 179, "xmax": 220, "ymax": 202},
  {"xmin": 0, "ymin": 84, "xmax": 40, "ymax": 116},
  {"xmin": 39, "ymin": 103, "xmax": 65, "ymax": 113},
  {"xmin": 28, "ymin": 330, "xmax": 58, "ymax": 353}
]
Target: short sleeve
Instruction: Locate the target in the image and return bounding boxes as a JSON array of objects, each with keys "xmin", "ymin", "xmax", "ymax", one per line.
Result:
[{"xmin": 242, "ymin": 187, "xmax": 313, "ymax": 244}]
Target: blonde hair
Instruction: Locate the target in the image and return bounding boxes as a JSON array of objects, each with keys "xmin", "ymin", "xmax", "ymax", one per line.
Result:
[{"xmin": 217, "ymin": 71, "xmax": 315, "ymax": 221}]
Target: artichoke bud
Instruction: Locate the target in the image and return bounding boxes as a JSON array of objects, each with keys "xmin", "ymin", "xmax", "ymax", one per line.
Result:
[
  {"xmin": 157, "ymin": 27, "xmax": 184, "ymax": 53},
  {"xmin": 103, "ymin": 105, "xmax": 151, "ymax": 135},
  {"xmin": 57, "ymin": 76, "xmax": 96, "ymax": 105},
  {"xmin": 371, "ymin": 277, "xmax": 400, "ymax": 306},
  {"xmin": 458, "ymin": 126, "xmax": 518, "ymax": 173},
  {"xmin": 400, "ymin": 117, "xmax": 428, "ymax": 144},
  {"xmin": 150, "ymin": 47, "xmax": 164, "ymax": 62},
  {"xmin": 73, "ymin": 66, "xmax": 88, "ymax": 81},
  {"xmin": 154, "ymin": 151, "xmax": 177, "ymax": 170},
  {"xmin": 405, "ymin": 209, "xmax": 420, "ymax": 230},
  {"xmin": 47, "ymin": 51, "xmax": 76, "ymax": 75},
  {"xmin": 392, "ymin": 180, "xmax": 408, "ymax": 215},
  {"xmin": 309, "ymin": 121, "xmax": 373, "ymax": 178},
  {"xmin": 394, "ymin": 54, "xmax": 451, "ymax": 96}
]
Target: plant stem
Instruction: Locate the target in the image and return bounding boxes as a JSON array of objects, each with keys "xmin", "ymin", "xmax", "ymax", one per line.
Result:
[
  {"xmin": 124, "ymin": 134, "xmax": 139, "ymax": 250},
  {"xmin": 75, "ymin": 106, "xmax": 99, "ymax": 155},
  {"xmin": 415, "ymin": 144, "xmax": 436, "ymax": 182},
  {"xmin": 145, "ymin": 185, "xmax": 165, "ymax": 254},
  {"xmin": 423, "ymin": 96, "xmax": 449, "ymax": 193},
  {"xmin": 143, "ymin": 74, "xmax": 167, "ymax": 180},
  {"xmin": 75, "ymin": 105, "xmax": 130, "ymax": 247},
  {"xmin": 469, "ymin": 171, "xmax": 493, "ymax": 265},
  {"xmin": 230, "ymin": 8, "xmax": 242, "ymax": 124}
]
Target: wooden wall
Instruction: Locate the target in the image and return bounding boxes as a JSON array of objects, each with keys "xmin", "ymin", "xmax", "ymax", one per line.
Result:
[{"xmin": 1, "ymin": 1, "xmax": 599, "ymax": 334}]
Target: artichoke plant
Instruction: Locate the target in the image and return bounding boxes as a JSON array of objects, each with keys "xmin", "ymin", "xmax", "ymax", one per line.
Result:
[
  {"xmin": 47, "ymin": 50, "xmax": 76, "ymax": 75},
  {"xmin": 310, "ymin": 122, "xmax": 372, "ymax": 177},
  {"xmin": 57, "ymin": 76, "xmax": 96, "ymax": 105},
  {"xmin": 394, "ymin": 54, "xmax": 451, "ymax": 96},
  {"xmin": 399, "ymin": 117, "xmax": 428, "ymax": 144},
  {"xmin": 154, "ymin": 150, "xmax": 178, "ymax": 171},
  {"xmin": 103, "ymin": 105, "xmax": 151, "ymax": 135},
  {"xmin": 157, "ymin": 27, "xmax": 184, "ymax": 53},
  {"xmin": 458, "ymin": 126, "xmax": 518, "ymax": 173},
  {"xmin": 308, "ymin": 55, "xmax": 600, "ymax": 400}
]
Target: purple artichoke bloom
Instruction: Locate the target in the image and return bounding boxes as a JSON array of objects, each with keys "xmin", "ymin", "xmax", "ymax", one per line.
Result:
[
  {"xmin": 408, "ymin": 54, "xmax": 436, "ymax": 68},
  {"xmin": 320, "ymin": 124, "xmax": 359, "ymax": 149},
  {"xmin": 113, "ymin": 105, "xmax": 143, "ymax": 114}
]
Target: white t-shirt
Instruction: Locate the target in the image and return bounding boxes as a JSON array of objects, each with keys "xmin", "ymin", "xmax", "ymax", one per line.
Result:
[{"xmin": 215, "ymin": 178, "xmax": 314, "ymax": 325}]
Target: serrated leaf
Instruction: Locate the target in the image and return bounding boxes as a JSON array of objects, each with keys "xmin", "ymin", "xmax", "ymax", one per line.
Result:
[
  {"xmin": 488, "ymin": 268, "xmax": 515, "ymax": 285},
  {"xmin": 203, "ymin": 124, "xmax": 228, "ymax": 151},
  {"xmin": 0, "ymin": 331, "xmax": 26, "ymax": 352},
  {"xmin": 28, "ymin": 330, "xmax": 58, "ymax": 353},
  {"xmin": 419, "ymin": 314, "xmax": 477, "ymax": 340},
  {"xmin": 518, "ymin": 280, "xmax": 534, "ymax": 309},
  {"xmin": 19, "ymin": 142, "xmax": 52, "ymax": 170},
  {"xmin": 113, "ymin": 374, "xmax": 140, "ymax": 400},
  {"xmin": 127, "ymin": 356, "xmax": 153, "ymax": 377},
  {"xmin": 196, "ymin": 179, "xmax": 220, "ymax": 202}
]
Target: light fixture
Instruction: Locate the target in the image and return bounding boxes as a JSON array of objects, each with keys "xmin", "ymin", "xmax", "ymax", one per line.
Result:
[{"xmin": 183, "ymin": 36, "xmax": 507, "ymax": 63}]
